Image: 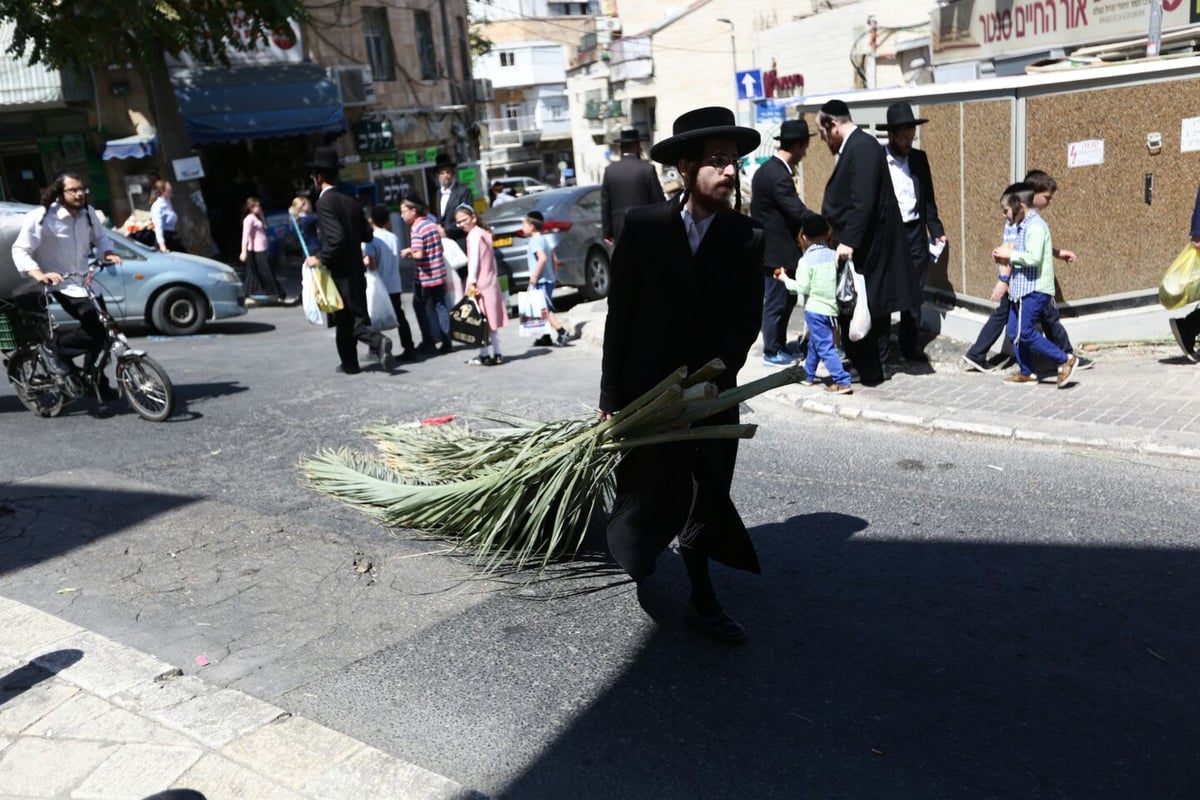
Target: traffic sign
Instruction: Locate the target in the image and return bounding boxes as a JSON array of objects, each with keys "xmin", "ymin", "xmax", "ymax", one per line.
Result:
[
  {"xmin": 755, "ymin": 102, "xmax": 786, "ymax": 123},
  {"xmin": 736, "ymin": 69, "xmax": 763, "ymax": 101}
]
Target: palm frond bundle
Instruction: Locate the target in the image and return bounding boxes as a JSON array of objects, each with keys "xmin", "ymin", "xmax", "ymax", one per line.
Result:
[{"xmin": 301, "ymin": 360, "xmax": 803, "ymax": 575}]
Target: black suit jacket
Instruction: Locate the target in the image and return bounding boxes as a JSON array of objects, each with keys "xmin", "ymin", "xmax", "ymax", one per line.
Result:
[
  {"xmin": 436, "ymin": 183, "xmax": 474, "ymax": 245},
  {"xmin": 600, "ymin": 200, "xmax": 764, "ymax": 579},
  {"xmin": 894, "ymin": 147, "xmax": 945, "ymax": 240},
  {"xmin": 821, "ymin": 127, "xmax": 913, "ymax": 314},
  {"xmin": 750, "ymin": 155, "xmax": 812, "ymax": 275},
  {"xmin": 315, "ymin": 187, "xmax": 372, "ymax": 279},
  {"xmin": 601, "ymin": 155, "xmax": 665, "ymax": 241}
]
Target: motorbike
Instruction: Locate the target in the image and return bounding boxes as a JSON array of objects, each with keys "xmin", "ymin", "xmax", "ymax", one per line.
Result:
[{"xmin": 0, "ymin": 260, "xmax": 174, "ymax": 421}]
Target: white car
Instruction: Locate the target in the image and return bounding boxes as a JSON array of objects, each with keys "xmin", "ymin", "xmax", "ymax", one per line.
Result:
[{"xmin": 492, "ymin": 176, "xmax": 551, "ymax": 197}]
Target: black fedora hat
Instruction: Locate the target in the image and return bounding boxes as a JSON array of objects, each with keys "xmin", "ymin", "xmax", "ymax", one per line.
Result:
[
  {"xmin": 306, "ymin": 146, "xmax": 341, "ymax": 171},
  {"xmin": 618, "ymin": 127, "xmax": 641, "ymax": 145},
  {"xmin": 774, "ymin": 119, "xmax": 816, "ymax": 144},
  {"xmin": 434, "ymin": 152, "xmax": 457, "ymax": 170},
  {"xmin": 649, "ymin": 106, "xmax": 760, "ymax": 165},
  {"xmin": 877, "ymin": 101, "xmax": 928, "ymax": 130}
]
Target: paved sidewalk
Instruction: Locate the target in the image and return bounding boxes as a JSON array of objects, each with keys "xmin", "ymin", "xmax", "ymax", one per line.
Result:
[
  {"xmin": 0, "ymin": 597, "xmax": 485, "ymax": 800},
  {"xmin": 572, "ymin": 302, "xmax": 1200, "ymax": 460}
]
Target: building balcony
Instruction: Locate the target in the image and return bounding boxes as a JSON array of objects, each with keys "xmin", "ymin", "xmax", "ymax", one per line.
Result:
[
  {"xmin": 584, "ymin": 99, "xmax": 622, "ymax": 121},
  {"xmin": 484, "ymin": 115, "xmax": 542, "ymax": 147}
]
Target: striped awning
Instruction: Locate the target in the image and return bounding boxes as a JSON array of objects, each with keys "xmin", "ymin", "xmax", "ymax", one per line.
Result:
[{"xmin": 0, "ymin": 23, "xmax": 65, "ymax": 107}]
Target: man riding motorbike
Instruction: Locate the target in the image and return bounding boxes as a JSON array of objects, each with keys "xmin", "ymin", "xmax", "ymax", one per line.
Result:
[{"xmin": 11, "ymin": 172, "xmax": 123, "ymax": 399}]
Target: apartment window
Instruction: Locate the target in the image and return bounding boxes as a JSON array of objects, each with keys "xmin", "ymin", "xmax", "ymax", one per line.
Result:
[
  {"xmin": 548, "ymin": 2, "xmax": 598, "ymax": 15},
  {"xmin": 414, "ymin": 9, "xmax": 438, "ymax": 79},
  {"xmin": 500, "ymin": 51, "xmax": 515, "ymax": 67},
  {"xmin": 457, "ymin": 17, "xmax": 471, "ymax": 83},
  {"xmin": 362, "ymin": 7, "xmax": 395, "ymax": 82}
]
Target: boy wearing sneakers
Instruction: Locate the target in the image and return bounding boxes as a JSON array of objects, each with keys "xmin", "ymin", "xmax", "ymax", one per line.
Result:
[
  {"xmin": 779, "ymin": 215, "xmax": 852, "ymax": 393},
  {"xmin": 525, "ymin": 210, "xmax": 571, "ymax": 347},
  {"xmin": 992, "ymin": 182, "xmax": 1077, "ymax": 388}
]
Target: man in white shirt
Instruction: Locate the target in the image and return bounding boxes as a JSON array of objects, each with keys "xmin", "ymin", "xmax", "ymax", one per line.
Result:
[
  {"xmin": 433, "ymin": 153, "xmax": 473, "ymax": 250},
  {"xmin": 12, "ymin": 171, "xmax": 122, "ymax": 396},
  {"xmin": 879, "ymin": 101, "xmax": 947, "ymax": 362}
]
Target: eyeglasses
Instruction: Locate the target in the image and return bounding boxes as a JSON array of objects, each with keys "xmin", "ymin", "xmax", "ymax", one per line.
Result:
[
  {"xmin": 700, "ymin": 154, "xmax": 740, "ymax": 170},
  {"xmin": 63, "ymin": 187, "xmax": 87, "ymax": 194}
]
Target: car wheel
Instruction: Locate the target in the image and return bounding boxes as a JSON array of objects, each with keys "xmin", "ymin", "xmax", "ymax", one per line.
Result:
[
  {"xmin": 151, "ymin": 286, "xmax": 206, "ymax": 336},
  {"xmin": 580, "ymin": 248, "xmax": 610, "ymax": 301}
]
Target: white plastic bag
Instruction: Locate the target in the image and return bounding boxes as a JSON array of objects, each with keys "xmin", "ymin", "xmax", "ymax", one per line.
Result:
[
  {"xmin": 445, "ymin": 266, "xmax": 464, "ymax": 306},
  {"xmin": 441, "ymin": 237, "xmax": 467, "ymax": 271},
  {"xmin": 301, "ymin": 266, "xmax": 327, "ymax": 326},
  {"xmin": 366, "ymin": 271, "xmax": 398, "ymax": 331},
  {"xmin": 517, "ymin": 290, "xmax": 549, "ymax": 337},
  {"xmin": 846, "ymin": 261, "xmax": 872, "ymax": 342}
]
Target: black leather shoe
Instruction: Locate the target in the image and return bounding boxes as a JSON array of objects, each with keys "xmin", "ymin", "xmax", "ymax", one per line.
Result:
[
  {"xmin": 96, "ymin": 380, "xmax": 120, "ymax": 402},
  {"xmin": 335, "ymin": 364, "xmax": 362, "ymax": 375},
  {"xmin": 398, "ymin": 348, "xmax": 422, "ymax": 363},
  {"xmin": 438, "ymin": 341, "xmax": 454, "ymax": 355},
  {"xmin": 1169, "ymin": 318, "xmax": 1199, "ymax": 362},
  {"xmin": 685, "ymin": 602, "xmax": 748, "ymax": 644},
  {"xmin": 902, "ymin": 350, "xmax": 930, "ymax": 364},
  {"xmin": 378, "ymin": 338, "xmax": 395, "ymax": 370}
]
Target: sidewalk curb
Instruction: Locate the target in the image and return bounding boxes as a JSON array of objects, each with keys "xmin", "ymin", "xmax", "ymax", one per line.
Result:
[{"xmin": 0, "ymin": 596, "xmax": 487, "ymax": 800}]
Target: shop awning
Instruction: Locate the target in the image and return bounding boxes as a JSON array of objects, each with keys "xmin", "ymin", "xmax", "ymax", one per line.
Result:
[
  {"xmin": 172, "ymin": 63, "xmax": 346, "ymax": 145},
  {"xmin": 102, "ymin": 134, "xmax": 158, "ymax": 160},
  {"xmin": 0, "ymin": 23, "xmax": 64, "ymax": 107}
]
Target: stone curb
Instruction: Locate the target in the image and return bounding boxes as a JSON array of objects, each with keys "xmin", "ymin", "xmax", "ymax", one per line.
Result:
[{"xmin": 0, "ymin": 596, "xmax": 487, "ymax": 800}]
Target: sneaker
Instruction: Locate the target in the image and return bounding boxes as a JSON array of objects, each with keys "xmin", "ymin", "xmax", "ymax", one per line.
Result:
[
  {"xmin": 800, "ymin": 375, "xmax": 815, "ymax": 387},
  {"xmin": 466, "ymin": 356, "xmax": 494, "ymax": 366},
  {"xmin": 962, "ymin": 353, "xmax": 995, "ymax": 373},
  {"xmin": 492, "ymin": 355, "xmax": 505, "ymax": 366},
  {"xmin": 762, "ymin": 351, "xmax": 796, "ymax": 367},
  {"xmin": 1071, "ymin": 354, "xmax": 1094, "ymax": 370},
  {"xmin": 1056, "ymin": 354, "xmax": 1077, "ymax": 388},
  {"xmin": 244, "ymin": 297, "xmax": 259, "ymax": 307},
  {"xmin": 378, "ymin": 338, "xmax": 395, "ymax": 371},
  {"xmin": 825, "ymin": 383, "xmax": 852, "ymax": 395},
  {"xmin": 1005, "ymin": 373, "xmax": 1039, "ymax": 385},
  {"xmin": 1169, "ymin": 318, "xmax": 1199, "ymax": 362}
]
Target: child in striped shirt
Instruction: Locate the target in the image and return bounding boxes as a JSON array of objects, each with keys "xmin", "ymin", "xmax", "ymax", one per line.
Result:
[{"xmin": 779, "ymin": 214, "xmax": 852, "ymax": 394}]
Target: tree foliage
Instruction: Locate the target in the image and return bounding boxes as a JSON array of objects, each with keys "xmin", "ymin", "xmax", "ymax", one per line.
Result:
[{"xmin": 0, "ymin": 1, "xmax": 306, "ymax": 71}]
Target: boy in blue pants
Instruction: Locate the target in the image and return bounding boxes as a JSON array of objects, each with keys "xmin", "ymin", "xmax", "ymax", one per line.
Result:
[
  {"xmin": 779, "ymin": 215, "xmax": 852, "ymax": 394},
  {"xmin": 992, "ymin": 182, "xmax": 1077, "ymax": 388}
]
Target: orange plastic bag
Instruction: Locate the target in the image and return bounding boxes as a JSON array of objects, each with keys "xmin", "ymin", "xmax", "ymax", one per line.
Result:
[{"xmin": 1159, "ymin": 244, "xmax": 1200, "ymax": 310}]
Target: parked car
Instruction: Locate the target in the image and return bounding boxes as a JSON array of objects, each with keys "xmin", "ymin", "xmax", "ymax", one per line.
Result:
[
  {"xmin": 480, "ymin": 185, "xmax": 612, "ymax": 300},
  {"xmin": 0, "ymin": 201, "xmax": 246, "ymax": 336},
  {"xmin": 491, "ymin": 176, "xmax": 551, "ymax": 197}
]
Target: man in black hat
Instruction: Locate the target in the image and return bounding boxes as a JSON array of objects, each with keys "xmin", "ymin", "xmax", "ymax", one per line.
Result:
[
  {"xmin": 752, "ymin": 117, "xmax": 818, "ymax": 366},
  {"xmin": 878, "ymin": 101, "xmax": 946, "ymax": 363},
  {"xmin": 304, "ymin": 146, "xmax": 394, "ymax": 374},
  {"xmin": 817, "ymin": 99, "xmax": 913, "ymax": 385},
  {"xmin": 601, "ymin": 127, "xmax": 664, "ymax": 245},
  {"xmin": 433, "ymin": 153, "xmax": 473, "ymax": 248},
  {"xmin": 599, "ymin": 106, "xmax": 766, "ymax": 643}
]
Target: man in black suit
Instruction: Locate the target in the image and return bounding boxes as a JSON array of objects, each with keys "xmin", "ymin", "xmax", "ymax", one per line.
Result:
[
  {"xmin": 600, "ymin": 106, "xmax": 765, "ymax": 643},
  {"xmin": 751, "ymin": 118, "xmax": 817, "ymax": 366},
  {"xmin": 304, "ymin": 147, "xmax": 393, "ymax": 374},
  {"xmin": 878, "ymin": 102, "xmax": 946, "ymax": 362},
  {"xmin": 601, "ymin": 127, "xmax": 664, "ymax": 245},
  {"xmin": 433, "ymin": 152, "xmax": 473, "ymax": 249},
  {"xmin": 817, "ymin": 99, "xmax": 913, "ymax": 386}
]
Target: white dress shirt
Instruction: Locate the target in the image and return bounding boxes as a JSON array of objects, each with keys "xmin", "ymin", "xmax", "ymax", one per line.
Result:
[
  {"xmin": 680, "ymin": 206, "xmax": 715, "ymax": 254},
  {"xmin": 12, "ymin": 203, "xmax": 114, "ymax": 298},
  {"xmin": 886, "ymin": 149, "xmax": 920, "ymax": 223}
]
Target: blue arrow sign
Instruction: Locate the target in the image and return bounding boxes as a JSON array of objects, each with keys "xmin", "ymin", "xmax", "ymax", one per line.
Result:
[{"xmin": 736, "ymin": 69, "xmax": 763, "ymax": 101}]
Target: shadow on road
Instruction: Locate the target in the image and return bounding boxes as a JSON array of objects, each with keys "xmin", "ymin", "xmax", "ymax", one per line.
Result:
[{"xmin": 0, "ymin": 649, "xmax": 83, "ymax": 708}]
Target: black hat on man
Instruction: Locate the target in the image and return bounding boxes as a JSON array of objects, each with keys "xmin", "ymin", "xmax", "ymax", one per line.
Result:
[
  {"xmin": 877, "ymin": 101, "xmax": 929, "ymax": 130},
  {"xmin": 649, "ymin": 106, "xmax": 760, "ymax": 165},
  {"xmin": 819, "ymin": 99, "xmax": 851, "ymax": 118},
  {"xmin": 775, "ymin": 119, "xmax": 816, "ymax": 145},
  {"xmin": 306, "ymin": 146, "xmax": 341, "ymax": 171},
  {"xmin": 618, "ymin": 127, "xmax": 641, "ymax": 145},
  {"xmin": 434, "ymin": 152, "xmax": 457, "ymax": 170}
]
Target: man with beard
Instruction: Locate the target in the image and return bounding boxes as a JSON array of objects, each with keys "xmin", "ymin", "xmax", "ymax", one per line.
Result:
[
  {"xmin": 817, "ymin": 99, "xmax": 913, "ymax": 385},
  {"xmin": 599, "ymin": 106, "xmax": 764, "ymax": 643},
  {"xmin": 433, "ymin": 153, "xmax": 473, "ymax": 250},
  {"xmin": 878, "ymin": 101, "xmax": 946, "ymax": 363}
]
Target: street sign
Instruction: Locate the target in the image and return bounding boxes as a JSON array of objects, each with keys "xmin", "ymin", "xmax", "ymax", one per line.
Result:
[
  {"xmin": 755, "ymin": 102, "xmax": 786, "ymax": 124},
  {"xmin": 736, "ymin": 69, "xmax": 763, "ymax": 101}
]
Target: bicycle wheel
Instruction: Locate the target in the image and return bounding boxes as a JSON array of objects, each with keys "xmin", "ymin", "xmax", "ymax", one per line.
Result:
[
  {"xmin": 115, "ymin": 355, "xmax": 174, "ymax": 421},
  {"xmin": 6, "ymin": 348, "xmax": 64, "ymax": 417}
]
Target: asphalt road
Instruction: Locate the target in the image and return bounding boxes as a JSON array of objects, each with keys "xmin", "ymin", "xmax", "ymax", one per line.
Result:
[{"xmin": 1, "ymin": 301, "xmax": 1197, "ymax": 799}]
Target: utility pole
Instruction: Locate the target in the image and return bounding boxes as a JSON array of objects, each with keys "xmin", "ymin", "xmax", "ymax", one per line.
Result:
[
  {"xmin": 717, "ymin": 18, "xmax": 740, "ymax": 125},
  {"xmin": 1147, "ymin": 0, "xmax": 1164, "ymax": 57},
  {"xmin": 866, "ymin": 15, "xmax": 878, "ymax": 89}
]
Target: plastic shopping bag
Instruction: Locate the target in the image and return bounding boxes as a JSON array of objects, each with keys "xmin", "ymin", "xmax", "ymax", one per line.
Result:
[
  {"xmin": 517, "ymin": 290, "xmax": 549, "ymax": 337},
  {"xmin": 442, "ymin": 237, "xmax": 468, "ymax": 271},
  {"xmin": 445, "ymin": 265, "xmax": 464, "ymax": 306},
  {"xmin": 301, "ymin": 266, "xmax": 327, "ymax": 326},
  {"xmin": 312, "ymin": 263, "xmax": 343, "ymax": 314},
  {"xmin": 846, "ymin": 261, "xmax": 872, "ymax": 342},
  {"xmin": 366, "ymin": 271, "xmax": 398, "ymax": 331},
  {"xmin": 1159, "ymin": 244, "xmax": 1200, "ymax": 310}
]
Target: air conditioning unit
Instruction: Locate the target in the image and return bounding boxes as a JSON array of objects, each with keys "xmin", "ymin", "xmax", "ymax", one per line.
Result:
[
  {"xmin": 596, "ymin": 17, "xmax": 622, "ymax": 33},
  {"xmin": 332, "ymin": 65, "xmax": 376, "ymax": 107},
  {"xmin": 473, "ymin": 78, "xmax": 494, "ymax": 102}
]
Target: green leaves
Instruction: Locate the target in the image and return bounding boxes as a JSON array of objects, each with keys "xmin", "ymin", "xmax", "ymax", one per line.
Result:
[{"xmin": 300, "ymin": 361, "xmax": 804, "ymax": 578}]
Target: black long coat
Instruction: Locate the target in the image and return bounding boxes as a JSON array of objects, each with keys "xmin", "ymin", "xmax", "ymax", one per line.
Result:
[
  {"xmin": 601, "ymin": 155, "xmax": 665, "ymax": 243},
  {"xmin": 907, "ymin": 148, "xmax": 945, "ymax": 241},
  {"xmin": 599, "ymin": 200, "xmax": 764, "ymax": 581},
  {"xmin": 821, "ymin": 126, "xmax": 913, "ymax": 315}
]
